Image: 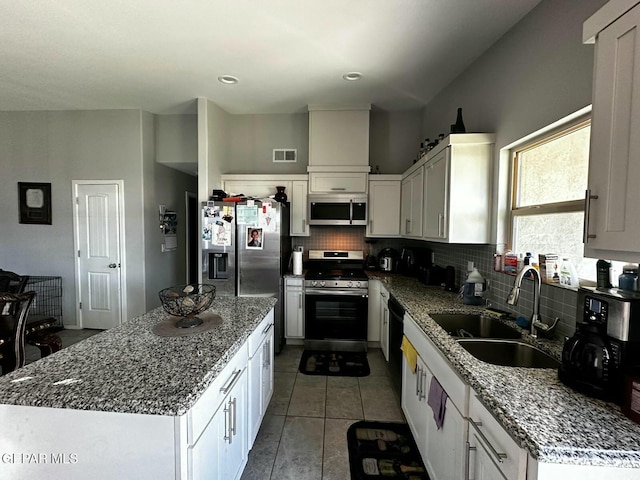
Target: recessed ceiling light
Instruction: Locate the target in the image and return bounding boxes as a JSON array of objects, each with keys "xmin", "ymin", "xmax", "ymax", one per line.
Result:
[
  {"xmin": 218, "ymin": 75, "xmax": 239, "ymax": 85},
  {"xmin": 342, "ymin": 72, "xmax": 363, "ymax": 81}
]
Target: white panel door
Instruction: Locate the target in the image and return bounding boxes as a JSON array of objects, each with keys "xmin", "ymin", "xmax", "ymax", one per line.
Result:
[{"xmin": 74, "ymin": 183, "xmax": 123, "ymax": 330}]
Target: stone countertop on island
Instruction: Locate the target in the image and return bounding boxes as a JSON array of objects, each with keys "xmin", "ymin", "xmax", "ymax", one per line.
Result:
[
  {"xmin": 369, "ymin": 272, "xmax": 640, "ymax": 469},
  {"xmin": 0, "ymin": 296, "xmax": 277, "ymax": 417}
]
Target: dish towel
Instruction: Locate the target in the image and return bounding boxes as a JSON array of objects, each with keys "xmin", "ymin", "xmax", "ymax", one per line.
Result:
[
  {"xmin": 400, "ymin": 335, "xmax": 418, "ymax": 373},
  {"xmin": 427, "ymin": 376, "xmax": 448, "ymax": 430}
]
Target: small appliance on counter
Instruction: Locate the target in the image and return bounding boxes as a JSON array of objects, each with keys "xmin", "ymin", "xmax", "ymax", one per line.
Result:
[
  {"xmin": 364, "ymin": 254, "xmax": 377, "ymax": 270},
  {"xmin": 378, "ymin": 247, "xmax": 398, "ymax": 272},
  {"xmin": 559, "ymin": 287, "xmax": 640, "ymax": 403}
]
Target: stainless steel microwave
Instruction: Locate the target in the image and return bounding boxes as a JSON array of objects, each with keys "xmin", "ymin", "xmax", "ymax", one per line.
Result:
[{"xmin": 308, "ymin": 194, "xmax": 367, "ymax": 226}]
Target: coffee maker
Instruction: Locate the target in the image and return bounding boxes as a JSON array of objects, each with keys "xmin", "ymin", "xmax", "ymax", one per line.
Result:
[{"xmin": 559, "ymin": 287, "xmax": 640, "ymax": 402}]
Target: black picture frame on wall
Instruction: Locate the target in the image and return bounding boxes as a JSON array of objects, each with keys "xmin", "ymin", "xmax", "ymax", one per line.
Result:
[{"xmin": 18, "ymin": 182, "xmax": 52, "ymax": 225}]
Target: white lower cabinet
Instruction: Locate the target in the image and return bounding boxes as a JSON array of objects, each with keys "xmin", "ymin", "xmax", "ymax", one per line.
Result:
[
  {"xmin": 402, "ymin": 314, "xmax": 468, "ymax": 480},
  {"xmin": 191, "ymin": 367, "xmax": 247, "ymax": 480},
  {"xmin": 379, "ymin": 284, "xmax": 390, "ymax": 360},
  {"xmin": 368, "ymin": 279, "xmax": 381, "ymax": 342},
  {"xmin": 468, "ymin": 392, "xmax": 527, "ymax": 480},
  {"xmin": 247, "ymin": 311, "xmax": 275, "ymax": 447},
  {"xmin": 402, "ymin": 353, "xmax": 428, "ymax": 456},
  {"xmin": 285, "ymin": 277, "xmax": 304, "ymax": 339}
]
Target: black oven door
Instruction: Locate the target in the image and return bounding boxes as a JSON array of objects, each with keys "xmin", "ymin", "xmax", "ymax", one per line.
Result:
[{"xmin": 305, "ymin": 289, "xmax": 368, "ymax": 344}]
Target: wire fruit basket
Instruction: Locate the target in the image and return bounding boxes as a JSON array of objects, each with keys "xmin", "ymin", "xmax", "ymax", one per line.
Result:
[{"xmin": 158, "ymin": 284, "xmax": 216, "ymax": 328}]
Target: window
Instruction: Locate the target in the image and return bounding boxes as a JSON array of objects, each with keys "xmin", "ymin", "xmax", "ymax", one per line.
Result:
[{"xmin": 510, "ymin": 118, "xmax": 594, "ymax": 280}]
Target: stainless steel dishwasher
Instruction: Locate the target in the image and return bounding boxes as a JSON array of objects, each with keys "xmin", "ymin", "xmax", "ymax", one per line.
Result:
[{"xmin": 388, "ymin": 294, "xmax": 405, "ymax": 397}]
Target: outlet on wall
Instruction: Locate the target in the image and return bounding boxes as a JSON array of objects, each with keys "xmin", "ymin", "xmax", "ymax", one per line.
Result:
[{"xmin": 467, "ymin": 261, "xmax": 474, "ymax": 272}]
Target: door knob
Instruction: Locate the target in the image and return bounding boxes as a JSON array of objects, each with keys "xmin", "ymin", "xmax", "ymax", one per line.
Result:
[{"xmin": 108, "ymin": 263, "xmax": 118, "ymax": 268}]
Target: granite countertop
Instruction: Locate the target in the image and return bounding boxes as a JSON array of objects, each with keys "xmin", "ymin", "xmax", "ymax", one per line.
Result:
[
  {"xmin": 369, "ymin": 272, "xmax": 640, "ymax": 469},
  {"xmin": 0, "ymin": 296, "xmax": 277, "ymax": 417}
]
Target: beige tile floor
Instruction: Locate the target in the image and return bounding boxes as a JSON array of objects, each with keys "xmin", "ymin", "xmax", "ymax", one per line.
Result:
[{"xmin": 241, "ymin": 346, "xmax": 405, "ymax": 480}]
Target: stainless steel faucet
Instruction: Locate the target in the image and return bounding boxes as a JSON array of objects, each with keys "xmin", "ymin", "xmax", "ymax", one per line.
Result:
[{"xmin": 506, "ymin": 265, "xmax": 558, "ymax": 338}]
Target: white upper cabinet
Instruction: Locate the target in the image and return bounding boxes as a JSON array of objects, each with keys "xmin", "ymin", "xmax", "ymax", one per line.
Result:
[
  {"xmin": 307, "ymin": 105, "xmax": 371, "ymax": 169},
  {"xmin": 401, "ymin": 166, "xmax": 424, "ymax": 239},
  {"xmin": 367, "ymin": 176, "xmax": 402, "ymax": 237},
  {"xmin": 290, "ymin": 180, "xmax": 309, "ymax": 236},
  {"xmin": 422, "ymin": 134, "xmax": 494, "ymax": 243},
  {"xmin": 308, "ymin": 171, "xmax": 368, "ymax": 194},
  {"xmin": 583, "ymin": 1, "xmax": 640, "ymax": 261}
]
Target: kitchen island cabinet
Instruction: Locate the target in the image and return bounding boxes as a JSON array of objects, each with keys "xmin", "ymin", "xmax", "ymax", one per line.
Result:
[
  {"xmin": 583, "ymin": 1, "xmax": 640, "ymax": 262},
  {"xmin": 366, "ymin": 272, "xmax": 640, "ymax": 479},
  {"xmin": 0, "ymin": 297, "xmax": 276, "ymax": 480}
]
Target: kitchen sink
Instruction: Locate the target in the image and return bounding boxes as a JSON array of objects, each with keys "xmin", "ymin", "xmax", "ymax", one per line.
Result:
[
  {"xmin": 457, "ymin": 339, "xmax": 560, "ymax": 369},
  {"xmin": 429, "ymin": 313, "xmax": 522, "ymax": 339}
]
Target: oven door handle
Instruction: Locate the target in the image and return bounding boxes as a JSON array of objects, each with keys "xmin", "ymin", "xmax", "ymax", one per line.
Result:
[{"xmin": 305, "ymin": 289, "xmax": 368, "ymax": 297}]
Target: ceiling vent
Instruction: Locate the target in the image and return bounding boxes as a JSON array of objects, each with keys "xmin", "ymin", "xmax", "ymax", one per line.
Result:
[{"xmin": 273, "ymin": 148, "xmax": 297, "ymax": 163}]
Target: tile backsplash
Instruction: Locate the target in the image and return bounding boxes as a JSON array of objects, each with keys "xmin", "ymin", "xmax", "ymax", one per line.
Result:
[{"xmin": 292, "ymin": 228, "xmax": 578, "ymax": 340}]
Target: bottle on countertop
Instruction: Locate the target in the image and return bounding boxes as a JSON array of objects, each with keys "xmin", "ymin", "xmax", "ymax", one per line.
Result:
[
  {"xmin": 559, "ymin": 257, "xmax": 579, "ymax": 288},
  {"xmin": 462, "ymin": 267, "xmax": 485, "ymax": 305},
  {"xmin": 596, "ymin": 259, "xmax": 612, "ymax": 289},
  {"xmin": 618, "ymin": 264, "xmax": 639, "ymax": 292}
]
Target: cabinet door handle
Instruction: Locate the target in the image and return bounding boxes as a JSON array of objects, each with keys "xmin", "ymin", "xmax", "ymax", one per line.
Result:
[
  {"xmin": 380, "ymin": 292, "xmax": 387, "ymax": 300},
  {"xmin": 262, "ymin": 322, "xmax": 274, "ymax": 335},
  {"xmin": 418, "ymin": 370, "xmax": 427, "ymax": 400},
  {"xmin": 230, "ymin": 397, "xmax": 237, "ymax": 438},
  {"xmin": 298, "ymin": 293, "xmax": 302, "ymax": 309},
  {"xmin": 302, "ymin": 219, "xmax": 306, "ymax": 233},
  {"xmin": 438, "ymin": 214, "xmax": 444, "ymax": 237},
  {"xmin": 465, "ymin": 441, "xmax": 476, "ymax": 480},
  {"xmin": 468, "ymin": 418, "xmax": 508, "ymax": 463},
  {"xmin": 330, "ymin": 187, "xmax": 346, "ymax": 191},
  {"xmin": 369, "ymin": 219, "xmax": 373, "ymax": 231},
  {"xmin": 220, "ymin": 369, "xmax": 242, "ymax": 394},
  {"xmin": 223, "ymin": 402, "xmax": 231, "ymax": 443},
  {"xmin": 415, "ymin": 365, "xmax": 421, "ymax": 397},
  {"xmin": 406, "ymin": 219, "xmax": 411, "ymax": 234},
  {"xmin": 583, "ymin": 189, "xmax": 598, "ymax": 243}
]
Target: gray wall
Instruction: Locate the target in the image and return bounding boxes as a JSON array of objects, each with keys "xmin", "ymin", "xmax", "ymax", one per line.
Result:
[
  {"xmin": 226, "ymin": 114, "xmax": 309, "ymax": 174},
  {"xmin": 420, "ymin": 0, "xmax": 606, "ymax": 152},
  {"xmin": 0, "ymin": 109, "xmax": 197, "ymax": 327},
  {"xmin": 370, "ymin": 108, "xmax": 423, "ymax": 174},
  {"xmin": 415, "ymin": 0, "xmax": 608, "ymax": 336},
  {"xmin": 199, "ymin": 106, "xmax": 424, "ymax": 181},
  {"xmin": 144, "ymin": 112, "xmax": 198, "ymax": 310},
  {"xmin": 156, "ymin": 114, "xmax": 198, "ymax": 175}
]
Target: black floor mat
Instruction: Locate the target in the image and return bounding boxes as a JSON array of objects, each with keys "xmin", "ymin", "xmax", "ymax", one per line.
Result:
[
  {"xmin": 347, "ymin": 421, "xmax": 429, "ymax": 479},
  {"xmin": 298, "ymin": 350, "xmax": 370, "ymax": 377}
]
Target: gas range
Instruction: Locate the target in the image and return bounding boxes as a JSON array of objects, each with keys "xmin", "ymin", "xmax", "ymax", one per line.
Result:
[{"xmin": 304, "ymin": 250, "xmax": 368, "ymax": 290}]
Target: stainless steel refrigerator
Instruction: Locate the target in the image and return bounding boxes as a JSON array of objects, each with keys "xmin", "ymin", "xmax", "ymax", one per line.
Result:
[{"xmin": 202, "ymin": 199, "xmax": 290, "ymax": 353}]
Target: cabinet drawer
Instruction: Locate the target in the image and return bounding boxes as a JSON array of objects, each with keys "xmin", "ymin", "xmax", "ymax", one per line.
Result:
[
  {"xmin": 248, "ymin": 310, "xmax": 274, "ymax": 358},
  {"xmin": 285, "ymin": 277, "xmax": 304, "ymax": 287},
  {"xmin": 309, "ymin": 172, "xmax": 368, "ymax": 193},
  {"xmin": 469, "ymin": 392, "xmax": 526, "ymax": 480},
  {"xmin": 403, "ymin": 315, "xmax": 467, "ymax": 412},
  {"xmin": 188, "ymin": 342, "xmax": 248, "ymax": 445}
]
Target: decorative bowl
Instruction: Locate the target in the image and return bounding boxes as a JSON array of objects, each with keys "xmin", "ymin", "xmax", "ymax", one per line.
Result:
[{"xmin": 158, "ymin": 284, "xmax": 216, "ymax": 328}]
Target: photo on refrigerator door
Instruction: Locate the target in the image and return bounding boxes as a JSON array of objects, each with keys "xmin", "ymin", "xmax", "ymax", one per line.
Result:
[{"xmin": 246, "ymin": 227, "xmax": 263, "ymax": 249}]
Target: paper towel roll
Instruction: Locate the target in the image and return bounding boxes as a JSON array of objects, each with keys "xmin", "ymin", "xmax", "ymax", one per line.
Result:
[{"xmin": 293, "ymin": 251, "xmax": 303, "ymax": 275}]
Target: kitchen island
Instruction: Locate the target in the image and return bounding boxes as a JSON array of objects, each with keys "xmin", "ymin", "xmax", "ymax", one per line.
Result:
[
  {"xmin": 0, "ymin": 296, "xmax": 277, "ymax": 480},
  {"xmin": 371, "ymin": 272, "xmax": 640, "ymax": 478}
]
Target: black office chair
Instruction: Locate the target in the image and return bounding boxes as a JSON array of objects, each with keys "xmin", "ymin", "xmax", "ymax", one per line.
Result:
[
  {"xmin": 0, "ymin": 292, "xmax": 36, "ymax": 375},
  {"xmin": 0, "ymin": 270, "xmax": 62, "ymax": 358},
  {"xmin": 0, "ymin": 269, "xmax": 29, "ymax": 295}
]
